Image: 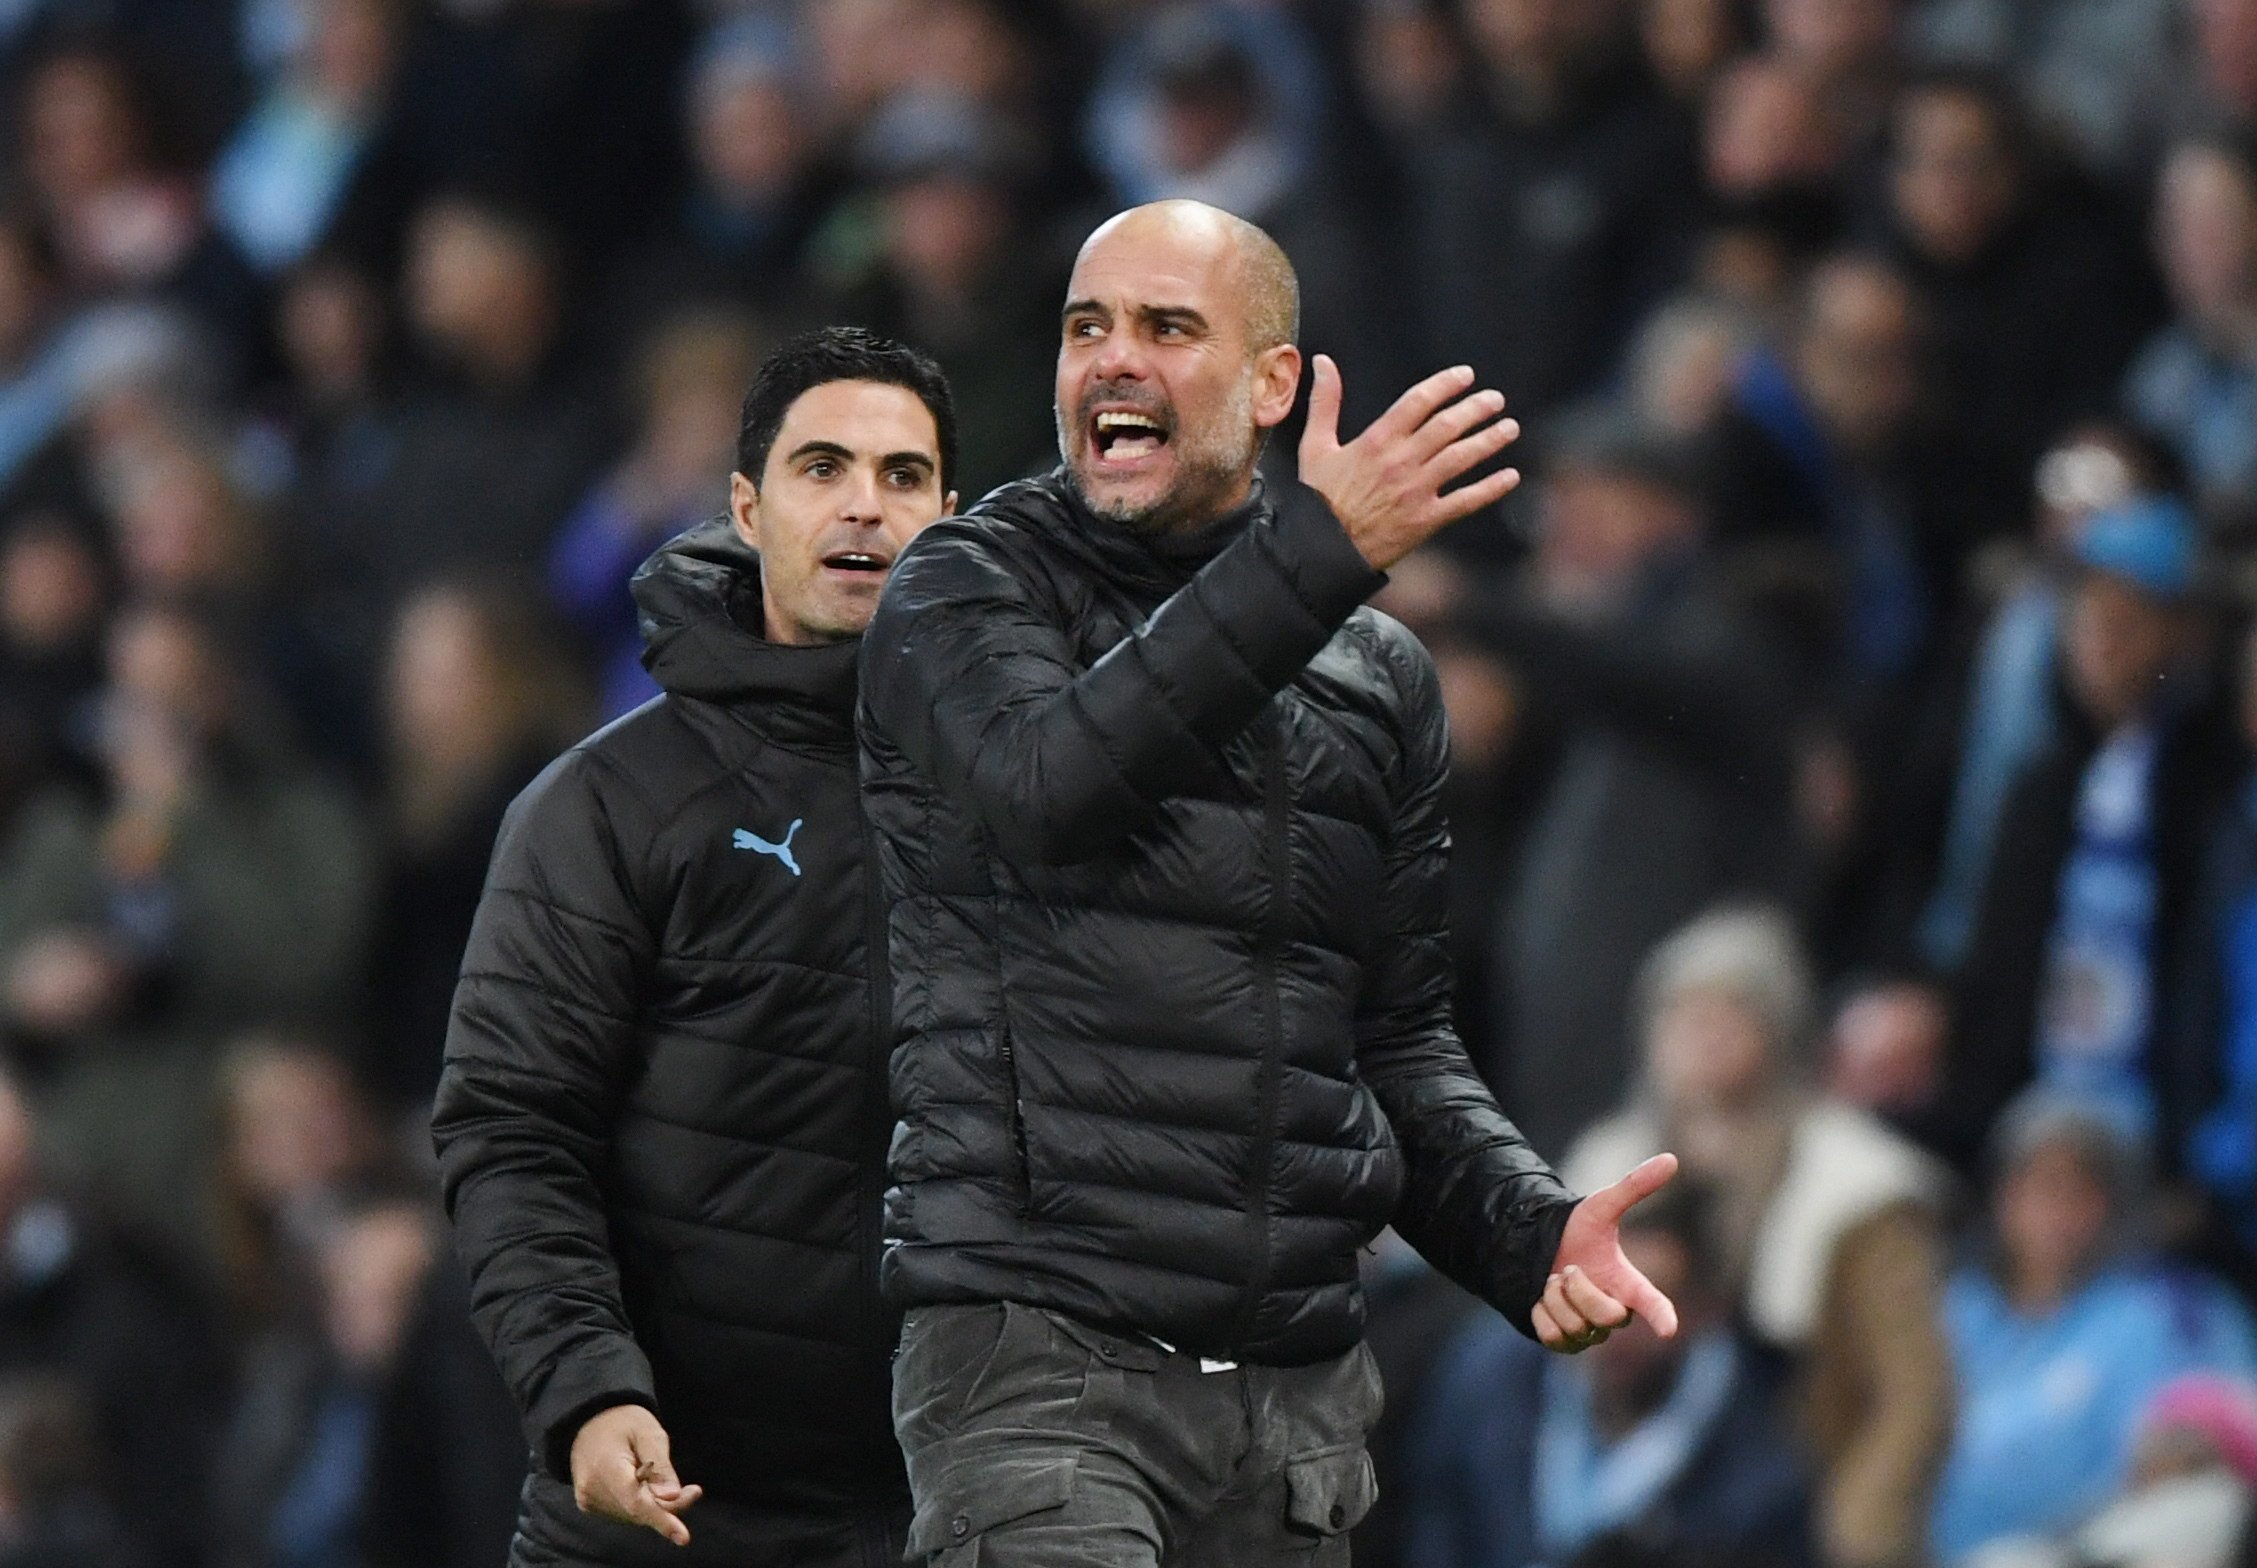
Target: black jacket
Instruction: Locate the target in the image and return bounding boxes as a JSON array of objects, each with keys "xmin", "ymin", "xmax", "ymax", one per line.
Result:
[
  {"xmin": 860, "ymin": 472, "xmax": 1577, "ymax": 1365},
  {"xmin": 431, "ymin": 519, "xmax": 903, "ymax": 1526}
]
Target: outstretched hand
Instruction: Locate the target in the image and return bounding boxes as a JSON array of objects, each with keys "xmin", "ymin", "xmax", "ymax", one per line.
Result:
[
  {"xmin": 1297, "ymin": 355, "xmax": 1521, "ymax": 572},
  {"xmin": 1535, "ymin": 1153, "xmax": 1682, "ymax": 1354}
]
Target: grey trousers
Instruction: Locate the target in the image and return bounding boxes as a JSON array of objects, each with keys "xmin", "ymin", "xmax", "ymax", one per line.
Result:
[{"xmin": 892, "ymin": 1301, "xmax": 1385, "ymax": 1567}]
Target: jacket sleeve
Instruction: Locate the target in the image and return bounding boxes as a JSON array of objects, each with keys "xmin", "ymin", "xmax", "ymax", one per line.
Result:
[
  {"xmin": 429, "ymin": 750, "xmax": 659, "ymax": 1483},
  {"xmin": 861, "ymin": 487, "xmax": 1384, "ymax": 864},
  {"xmin": 1354, "ymin": 628, "xmax": 1579, "ymax": 1335}
]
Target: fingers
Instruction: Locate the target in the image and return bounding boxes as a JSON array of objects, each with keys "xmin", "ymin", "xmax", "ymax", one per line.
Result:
[
  {"xmin": 1426, "ymin": 411, "xmax": 1520, "ymax": 485},
  {"xmin": 626, "ymin": 1487, "xmax": 694, "ymax": 1547},
  {"xmin": 1533, "ymin": 1297, "xmax": 1568, "ymax": 1349},
  {"xmin": 1410, "ymin": 388, "xmax": 1509, "ymax": 463},
  {"xmin": 1434, "ymin": 464, "xmax": 1522, "ymax": 526},
  {"xmin": 1369, "ymin": 363, "xmax": 1476, "ymax": 445},
  {"xmin": 1584, "ymin": 1152, "xmax": 1681, "ymax": 1229},
  {"xmin": 1561, "ymin": 1265, "xmax": 1630, "ymax": 1331},
  {"xmin": 1538, "ymin": 1265, "xmax": 1636, "ymax": 1354},
  {"xmin": 1299, "ymin": 353, "xmax": 1345, "ymax": 458}
]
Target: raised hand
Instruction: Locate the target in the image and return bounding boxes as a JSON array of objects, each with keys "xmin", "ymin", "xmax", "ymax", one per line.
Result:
[
  {"xmin": 1296, "ymin": 355, "xmax": 1522, "ymax": 571},
  {"xmin": 1535, "ymin": 1153, "xmax": 1682, "ymax": 1353},
  {"xmin": 570, "ymin": 1403, "xmax": 704, "ymax": 1546}
]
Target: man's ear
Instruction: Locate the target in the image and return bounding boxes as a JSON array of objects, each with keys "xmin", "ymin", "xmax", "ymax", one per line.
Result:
[
  {"xmin": 944, "ymin": 489, "xmax": 960, "ymax": 516},
  {"xmin": 1252, "ymin": 343, "xmax": 1304, "ymax": 432},
  {"xmin": 728, "ymin": 472, "xmax": 760, "ymax": 551}
]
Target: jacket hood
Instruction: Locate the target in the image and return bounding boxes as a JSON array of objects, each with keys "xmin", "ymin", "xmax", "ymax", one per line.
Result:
[{"xmin": 631, "ymin": 515, "xmax": 858, "ymax": 735}]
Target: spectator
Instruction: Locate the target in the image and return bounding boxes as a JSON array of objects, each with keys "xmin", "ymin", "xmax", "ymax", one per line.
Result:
[
  {"xmin": 1933, "ymin": 1091, "xmax": 2256, "ymax": 1562},
  {"xmin": 318, "ymin": 193, "xmax": 611, "ymax": 619},
  {"xmin": 605, "ymin": 16, "xmax": 828, "ymax": 337},
  {"xmin": 0, "ymin": 1064, "xmax": 224, "ymax": 1568},
  {"xmin": 1622, "ymin": 290, "xmax": 1766, "ymax": 437},
  {"xmin": 1462, "ymin": 410, "xmax": 1802, "ymax": 1155},
  {"xmin": 2124, "ymin": 132, "xmax": 2257, "ymax": 539},
  {"xmin": 207, "ymin": 0, "xmax": 408, "ymax": 277},
  {"xmin": 366, "ymin": 578, "xmax": 585, "ymax": 1112},
  {"xmin": 1945, "ymin": 497, "xmax": 2239, "ymax": 1166},
  {"xmin": 0, "ymin": 600, "xmax": 372, "ymax": 1253},
  {"xmin": 211, "ymin": 1192, "xmax": 436, "ymax": 1568},
  {"xmin": 16, "ymin": 43, "xmax": 258, "ymax": 343},
  {"xmin": 2171, "ymin": 613, "xmax": 2257, "ymax": 1282},
  {"xmin": 1640, "ymin": 0, "xmax": 1753, "ymax": 104},
  {"xmin": 826, "ymin": 91, "xmax": 1059, "ymax": 496},
  {"xmin": 1762, "ymin": 0, "xmax": 1905, "ymax": 148},
  {"xmin": 0, "ymin": 514, "xmax": 105, "ymax": 832},
  {"xmin": 1397, "ymin": 0, "xmax": 1702, "ymax": 420},
  {"xmin": 1905, "ymin": 0, "xmax": 2181, "ymax": 180},
  {"xmin": 1566, "ymin": 906, "xmax": 1955, "ymax": 1568},
  {"xmin": 211, "ymin": 1036, "xmax": 388, "ymax": 1333},
  {"xmin": 1967, "ymin": 1374, "xmax": 2257, "ymax": 1568},
  {"xmin": 1864, "ymin": 69, "xmax": 2159, "ymax": 535},
  {"xmin": 1704, "ymin": 254, "xmax": 1944, "ymax": 686},
  {"xmin": 549, "ymin": 308, "xmax": 763, "ymax": 720},
  {"xmin": 1400, "ymin": 1182, "xmax": 1814, "ymax": 1568}
]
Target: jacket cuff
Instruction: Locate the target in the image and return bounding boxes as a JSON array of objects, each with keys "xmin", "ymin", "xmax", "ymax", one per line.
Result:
[
  {"xmin": 531, "ymin": 1338, "xmax": 659, "ymax": 1482},
  {"xmin": 1263, "ymin": 483, "xmax": 1388, "ymax": 626},
  {"xmin": 1496, "ymin": 1192, "xmax": 1580, "ymax": 1339}
]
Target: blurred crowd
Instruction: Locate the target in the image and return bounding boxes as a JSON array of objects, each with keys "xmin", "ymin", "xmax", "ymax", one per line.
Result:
[{"xmin": 0, "ymin": 0, "xmax": 2250, "ymax": 1565}]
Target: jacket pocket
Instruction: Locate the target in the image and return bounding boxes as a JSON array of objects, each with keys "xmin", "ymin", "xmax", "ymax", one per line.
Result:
[
  {"xmin": 1284, "ymin": 1445, "xmax": 1378, "ymax": 1539},
  {"xmin": 907, "ymin": 1452, "xmax": 1077, "ymax": 1562}
]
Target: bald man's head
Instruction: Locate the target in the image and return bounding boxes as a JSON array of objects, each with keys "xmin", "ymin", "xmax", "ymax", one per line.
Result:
[
  {"xmin": 1056, "ymin": 200, "xmax": 1307, "ymax": 535},
  {"xmin": 1073, "ymin": 201, "xmax": 1300, "ymax": 352}
]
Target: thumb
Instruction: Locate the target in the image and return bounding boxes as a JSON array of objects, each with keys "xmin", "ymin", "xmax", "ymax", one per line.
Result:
[
  {"xmin": 1299, "ymin": 353, "xmax": 1343, "ymax": 459},
  {"xmin": 1584, "ymin": 1152, "xmax": 1679, "ymax": 1229}
]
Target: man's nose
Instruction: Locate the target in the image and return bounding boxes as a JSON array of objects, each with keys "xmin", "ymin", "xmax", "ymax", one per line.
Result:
[
  {"xmin": 839, "ymin": 467, "xmax": 885, "ymax": 522},
  {"xmin": 1090, "ymin": 331, "xmax": 1149, "ymax": 384}
]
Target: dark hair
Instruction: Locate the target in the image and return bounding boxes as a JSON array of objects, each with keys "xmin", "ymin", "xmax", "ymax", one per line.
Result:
[{"xmin": 735, "ymin": 326, "xmax": 958, "ymax": 495}]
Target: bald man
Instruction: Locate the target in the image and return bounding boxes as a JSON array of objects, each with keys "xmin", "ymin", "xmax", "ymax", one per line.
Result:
[{"xmin": 859, "ymin": 202, "xmax": 1681, "ymax": 1567}]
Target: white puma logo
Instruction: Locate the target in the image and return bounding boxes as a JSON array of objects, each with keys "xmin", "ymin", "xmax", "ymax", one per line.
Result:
[{"xmin": 732, "ymin": 819, "xmax": 803, "ymax": 877}]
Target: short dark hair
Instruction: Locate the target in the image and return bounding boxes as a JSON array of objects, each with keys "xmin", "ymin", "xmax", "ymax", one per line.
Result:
[{"xmin": 735, "ymin": 326, "xmax": 958, "ymax": 494}]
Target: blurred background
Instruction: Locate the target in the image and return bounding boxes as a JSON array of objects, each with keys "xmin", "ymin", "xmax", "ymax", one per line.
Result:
[{"xmin": 0, "ymin": 0, "xmax": 2253, "ymax": 1564}]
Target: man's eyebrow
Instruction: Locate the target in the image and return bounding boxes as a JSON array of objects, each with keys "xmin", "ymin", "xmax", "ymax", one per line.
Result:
[
  {"xmin": 1062, "ymin": 297, "xmax": 1108, "ymax": 322},
  {"xmin": 880, "ymin": 450, "xmax": 937, "ymax": 472},
  {"xmin": 784, "ymin": 439, "xmax": 857, "ymax": 465},
  {"xmin": 1137, "ymin": 304, "xmax": 1210, "ymax": 332}
]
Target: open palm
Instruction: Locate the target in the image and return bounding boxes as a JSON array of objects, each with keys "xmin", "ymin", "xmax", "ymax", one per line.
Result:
[{"xmin": 1534, "ymin": 1152, "xmax": 1682, "ymax": 1352}]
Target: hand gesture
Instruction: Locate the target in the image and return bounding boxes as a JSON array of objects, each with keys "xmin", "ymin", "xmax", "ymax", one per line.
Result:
[
  {"xmin": 570, "ymin": 1404, "xmax": 703, "ymax": 1546},
  {"xmin": 1535, "ymin": 1153, "xmax": 1682, "ymax": 1353},
  {"xmin": 1297, "ymin": 355, "xmax": 1521, "ymax": 571}
]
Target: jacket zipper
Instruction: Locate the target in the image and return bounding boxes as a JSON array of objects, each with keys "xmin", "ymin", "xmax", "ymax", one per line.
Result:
[
  {"xmin": 854, "ymin": 805, "xmax": 895, "ymax": 1347},
  {"xmin": 1000, "ymin": 1022, "xmax": 1033, "ymax": 1214},
  {"xmin": 1230, "ymin": 717, "xmax": 1292, "ymax": 1356}
]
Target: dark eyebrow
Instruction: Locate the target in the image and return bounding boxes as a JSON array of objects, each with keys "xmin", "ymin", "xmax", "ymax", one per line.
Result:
[
  {"xmin": 1062, "ymin": 297, "xmax": 1108, "ymax": 324},
  {"xmin": 1138, "ymin": 304, "xmax": 1209, "ymax": 334},
  {"xmin": 880, "ymin": 450, "xmax": 937, "ymax": 474},
  {"xmin": 785, "ymin": 440, "xmax": 856, "ymax": 465}
]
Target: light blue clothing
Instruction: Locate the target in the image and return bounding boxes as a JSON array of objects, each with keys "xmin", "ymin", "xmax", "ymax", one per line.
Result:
[
  {"xmin": 1932, "ymin": 1263, "xmax": 2257, "ymax": 1562},
  {"xmin": 1919, "ymin": 580, "xmax": 2062, "ymax": 969},
  {"xmin": 2034, "ymin": 722, "xmax": 2164, "ymax": 1136},
  {"xmin": 209, "ymin": 89, "xmax": 373, "ymax": 274},
  {"xmin": 2125, "ymin": 327, "xmax": 2257, "ymax": 521},
  {"xmin": 1533, "ymin": 1333, "xmax": 1740, "ymax": 1559}
]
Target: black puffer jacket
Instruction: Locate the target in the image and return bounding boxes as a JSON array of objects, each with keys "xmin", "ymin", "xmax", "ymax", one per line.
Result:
[
  {"xmin": 432, "ymin": 519, "xmax": 903, "ymax": 1533},
  {"xmin": 861, "ymin": 472, "xmax": 1577, "ymax": 1364}
]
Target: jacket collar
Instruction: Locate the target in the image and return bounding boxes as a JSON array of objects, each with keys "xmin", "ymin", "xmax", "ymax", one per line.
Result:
[
  {"xmin": 631, "ymin": 516, "xmax": 858, "ymax": 750},
  {"xmin": 1033, "ymin": 467, "xmax": 1273, "ymax": 593}
]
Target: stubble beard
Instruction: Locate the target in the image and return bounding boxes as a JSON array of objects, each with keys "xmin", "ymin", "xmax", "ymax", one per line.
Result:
[{"xmin": 1059, "ymin": 369, "xmax": 1261, "ymax": 538}]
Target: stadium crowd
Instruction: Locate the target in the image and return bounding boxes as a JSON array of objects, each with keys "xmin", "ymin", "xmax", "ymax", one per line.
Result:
[{"xmin": 0, "ymin": 0, "xmax": 2251, "ymax": 1564}]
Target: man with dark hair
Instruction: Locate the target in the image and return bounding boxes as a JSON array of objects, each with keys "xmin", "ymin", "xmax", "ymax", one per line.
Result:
[
  {"xmin": 433, "ymin": 326, "xmax": 959, "ymax": 1567},
  {"xmin": 861, "ymin": 199, "xmax": 1680, "ymax": 1567}
]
